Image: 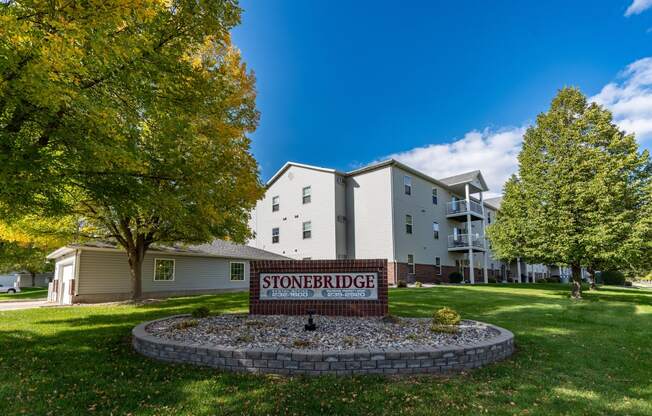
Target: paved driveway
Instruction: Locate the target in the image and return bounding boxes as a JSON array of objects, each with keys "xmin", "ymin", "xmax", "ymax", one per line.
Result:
[{"xmin": 0, "ymin": 300, "xmax": 49, "ymax": 311}]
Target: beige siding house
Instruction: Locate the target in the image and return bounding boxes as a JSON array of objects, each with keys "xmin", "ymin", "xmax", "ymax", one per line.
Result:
[{"xmin": 46, "ymin": 240, "xmax": 287, "ymax": 305}]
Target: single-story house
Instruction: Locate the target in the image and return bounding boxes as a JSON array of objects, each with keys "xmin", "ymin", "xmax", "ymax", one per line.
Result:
[{"xmin": 46, "ymin": 240, "xmax": 288, "ymax": 305}]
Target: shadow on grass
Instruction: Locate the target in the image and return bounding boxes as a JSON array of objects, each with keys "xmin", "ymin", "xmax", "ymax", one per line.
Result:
[{"xmin": 1, "ymin": 287, "xmax": 651, "ymax": 415}]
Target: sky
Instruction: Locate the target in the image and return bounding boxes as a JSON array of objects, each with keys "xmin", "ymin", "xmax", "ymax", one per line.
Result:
[{"xmin": 232, "ymin": 1, "xmax": 652, "ymax": 196}]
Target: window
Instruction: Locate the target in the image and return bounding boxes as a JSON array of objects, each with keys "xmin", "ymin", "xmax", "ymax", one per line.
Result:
[
  {"xmin": 407, "ymin": 254, "xmax": 415, "ymax": 274},
  {"xmin": 230, "ymin": 262, "xmax": 245, "ymax": 281},
  {"xmin": 272, "ymin": 227, "xmax": 279, "ymax": 243},
  {"xmin": 154, "ymin": 259, "xmax": 175, "ymax": 281},
  {"xmin": 404, "ymin": 176, "xmax": 412, "ymax": 195},
  {"xmin": 302, "ymin": 186, "xmax": 311, "ymax": 204},
  {"xmin": 302, "ymin": 221, "xmax": 312, "ymax": 239},
  {"xmin": 405, "ymin": 214, "xmax": 413, "ymax": 234},
  {"xmin": 435, "ymin": 257, "xmax": 442, "ymax": 275},
  {"xmin": 432, "ymin": 188, "xmax": 438, "ymax": 204},
  {"xmin": 487, "ymin": 211, "xmax": 492, "ymax": 224},
  {"xmin": 272, "ymin": 196, "xmax": 280, "ymax": 212},
  {"xmin": 432, "ymin": 221, "xmax": 439, "ymax": 239}
]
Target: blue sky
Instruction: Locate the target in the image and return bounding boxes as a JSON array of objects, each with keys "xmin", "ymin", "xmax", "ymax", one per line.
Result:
[{"xmin": 232, "ymin": 1, "xmax": 652, "ymax": 194}]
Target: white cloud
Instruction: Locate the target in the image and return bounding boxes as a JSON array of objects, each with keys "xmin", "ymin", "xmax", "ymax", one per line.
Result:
[
  {"xmin": 625, "ymin": 0, "xmax": 652, "ymax": 16},
  {"xmin": 385, "ymin": 127, "xmax": 525, "ymax": 197},
  {"xmin": 591, "ymin": 57, "xmax": 652, "ymax": 143}
]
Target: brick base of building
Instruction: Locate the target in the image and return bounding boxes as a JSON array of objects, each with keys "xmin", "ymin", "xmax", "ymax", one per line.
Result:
[{"xmin": 389, "ymin": 262, "xmax": 505, "ymax": 285}]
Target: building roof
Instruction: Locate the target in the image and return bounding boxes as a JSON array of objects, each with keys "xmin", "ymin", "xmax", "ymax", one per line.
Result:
[
  {"xmin": 47, "ymin": 240, "xmax": 289, "ymax": 261},
  {"xmin": 266, "ymin": 161, "xmax": 346, "ymax": 187},
  {"xmin": 484, "ymin": 196, "xmax": 503, "ymax": 210}
]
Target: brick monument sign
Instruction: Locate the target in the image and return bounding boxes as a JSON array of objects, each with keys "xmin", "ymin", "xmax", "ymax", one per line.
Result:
[{"xmin": 249, "ymin": 259, "xmax": 388, "ymax": 316}]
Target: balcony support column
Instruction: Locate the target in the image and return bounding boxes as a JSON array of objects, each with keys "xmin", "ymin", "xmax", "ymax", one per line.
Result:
[
  {"xmin": 465, "ymin": 183, "xmax": 474, "ymax": 284},
  {"xmin": 480, "ymin": 191, "xmax": 488, "ymax": 284}
]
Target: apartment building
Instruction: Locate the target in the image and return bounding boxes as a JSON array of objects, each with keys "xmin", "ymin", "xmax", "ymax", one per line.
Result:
[{"xmin": 249, "ymin": 159, "xmax": 546, "ymax": 284}]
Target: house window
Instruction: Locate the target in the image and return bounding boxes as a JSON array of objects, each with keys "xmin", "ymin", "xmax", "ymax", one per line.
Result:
[
  {"xmin": 432, "ymin": 188, "xmax": 438, "ymax": 204},
  {"xmin": 433, "ymin": 221, "xmax": 439, "ymax": 239},
  {"xmin": 272, "ymin": 227, "xmax": 279, "ymax": 243},
  {"xmin": 435, "ymin": 257, "xmax": 442, "ymax": 275},
  {"xmin": 405, "ymin": 215, "xmax": 413, "ymax": 234},
  {"xmin": 407, "ymin": 254, "xmax": 415, "ymax": 274},
  {"xmin": 487, "ymin": 211, "xmax": 491, "ymax": 224},
  {"xmin": 404, "ymin": 176, "xmax": 412, "ymax": 195},
  {"xmin": 302, "ymin": 221, "xmax": 312, "ymax": 239},
  {"xmin": 302, "ymin": 186, "xmax": 311, "ymax": 204},
  {"xmin": 154, "ymin": 259, "xmax": 175, "ymax": 281},
  {"xmin": 230, "ymin": 262, "xmax": 245, "ymax": 281},
  {"xmin": 272, "ymin": 196, "xmax": 280, "ymax": 212}
]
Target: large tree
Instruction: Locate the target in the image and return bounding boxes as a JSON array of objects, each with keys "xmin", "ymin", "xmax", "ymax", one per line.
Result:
[
  {"xmin": 488, "ymin": 87, "xmax": 650, "ymax": 298},
  {"xmin": 1, "ymin": 1, "xmax": 263, "ymax": 298}
]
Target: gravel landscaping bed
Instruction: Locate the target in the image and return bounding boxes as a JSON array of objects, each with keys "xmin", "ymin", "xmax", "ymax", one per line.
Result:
[{"xmin": 145, "ymin": 314, "xmax": 500, "ymax": 350}]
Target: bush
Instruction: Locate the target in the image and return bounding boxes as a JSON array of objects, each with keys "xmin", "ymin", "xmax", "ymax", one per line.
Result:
[
  {"xmin": 173, "ymin": 319, "xmax": 199, "ymax": 330},
  {"xmin": 549, "ymin": 275, "xmax": 561, "ymax": 283},
  {"xmin": 433, "ymin": 307, "xmax": 461, "ymax": 326},
  {"xmin": 624, "ymin": 280, "xmax": 633, "ymax": 287},
  {"xmin": 430, "ymin": 324, "xmax": 459, "ymax": 334},
  {"xmin": 414, "ymin": 281, "xmax": 423, "ymax": 288},
  {"xmin": 601, "ymin": 270, "xmax": 626, "ymax": 285},
  {"xmin": 488, "ymin": 277, "xmax": 497, "ymax": 284},
  {"xmin": 448, "ymin": 271, "xmax": 463, "ymax": 284},
  {"xmin": 191, "ymin": 306, "xmax": 210, "ymax": 318},
  {"xmin": 397, "ymin": 279, "xmax": 407, "ymax": 288}
]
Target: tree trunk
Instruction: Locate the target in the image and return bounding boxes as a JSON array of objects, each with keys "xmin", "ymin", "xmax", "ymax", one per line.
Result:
[
  {"xmin": 30, "ymin": 271, "xmax": 35, "ymax": 287},
  {"xmin": 588, "ymin": 265, "xmax": 597, "ymax": 291},
  {"xmin": 127, "ymin": 242, "xmax": 146, "ymax": 300},
  {"xmin": 571, "ymin": 264, "xmax": 582, "ymax": 299}
]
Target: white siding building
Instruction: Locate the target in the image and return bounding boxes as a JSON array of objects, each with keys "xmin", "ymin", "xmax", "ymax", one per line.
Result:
[{"xmin": 250, "ymin": 159, "xmax": 550, "ymax": 284}]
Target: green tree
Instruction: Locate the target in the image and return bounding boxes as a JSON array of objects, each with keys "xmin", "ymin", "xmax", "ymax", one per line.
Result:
[
  {"xmin": 488, "ymin": 87, "xmax": 650, "ymax": 298},
  {"xmin": 0, "ymin": 242, "xmax": 52, "ymax": 286},
  {"xmin": 1, "ymin": 1, "xmax": 263, "ymax": 298}
]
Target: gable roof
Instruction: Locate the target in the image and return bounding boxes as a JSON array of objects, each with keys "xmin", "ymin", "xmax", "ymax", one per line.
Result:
[
  {"xmin": 266, "ymin": 162, "xmax": 346, "ymax": 187},
  {"xmin": 47, "ymin": 240, "xmax": 289, "ymax": 261},
  {"xmin": 484, "ymin": 196, "xmax": 503, "ymax": 210}
]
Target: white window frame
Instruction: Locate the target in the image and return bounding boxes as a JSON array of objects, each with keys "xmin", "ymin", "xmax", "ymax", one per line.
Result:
[
  {"xmin": 405, "ymin": 214, "xmax": 413, "ymax": 234},
  {"xmin": 302, "ymin": 221, "xmax": 312, "ymax": 239},
  {"xmin": 272, "ymin": 227, "xmax": 280, "ymax": 244},
  {"xmin": 404, "ymin": 175, "xmax": 412, "ymax": 195},
  {"xmin": 230, "ymin": 261, "xmax": 246, "ymax": 281},
  {"xmin": 407, "ymin": 254, "xmax": 415, "ymax": 274},
  {"xmin": 432, "ymin": 187, "xmax": 438, "ymax": 205},
  {"xmin": 435, "ymin": 257, "xmax": 442, "ymax": 275},
  {"xmin": 433, "ymin": 221, "xmax": 439, "ymax": 239},
  {"xmin": 272, "ymin": 196, "xmax": 280, "ymax": 212},
  {"xmin": 302, "ymin": 186, "xmax": 312, "ymax": 204},
  {"xmin": 153, "ymin": 258, "xmax": 175, "ymax": 282}
]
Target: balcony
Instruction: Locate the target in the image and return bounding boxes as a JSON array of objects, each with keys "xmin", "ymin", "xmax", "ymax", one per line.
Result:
[
  {"xmin": 446, "ymin": 199, "xmax": 484, "ymax": 221},
  {"xmin": 447, "ymin": 233, "xmax": 486, "ymax": 252}
]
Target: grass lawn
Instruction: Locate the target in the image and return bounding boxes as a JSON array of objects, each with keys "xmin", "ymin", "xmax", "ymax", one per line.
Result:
[
  {"xmin": 1, "ymin": 284, "xmax": 651, "ymax": 415},
  {"xmin": 0, "ymin": 287, "xmax": 48, "ymax": 302}
]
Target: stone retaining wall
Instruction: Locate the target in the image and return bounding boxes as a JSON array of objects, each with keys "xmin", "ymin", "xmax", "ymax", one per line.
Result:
[{"xmin": 132, "ymin": 316, "xmax": 515, "ymax": 376}]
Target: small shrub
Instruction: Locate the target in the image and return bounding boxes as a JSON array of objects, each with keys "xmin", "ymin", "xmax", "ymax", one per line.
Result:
[
  {"xmin": 342, "ymin": 336, "xmax": 356, "ymax": 345},
  {"xmin": 433, "ymin": 307, "xmax": 461, "ymax": 326},
  {"xmin": 381, "ymin": 314, "xmax": 401, "ymax": 324},
  {"xmin": 624, "ymin": 280, "xmax": 633, "ymax": 287},
  {"xmin": 245, "ymin": 319, "xmax": 266, "ymax": 328},
  {"xmin": 293, "ymin": 339, "xmax": 311, "ymax": 348},
  {"xmin": 173, "ymin": 319, "xmax": 199, "ymax": 330},
  {"xmin": 488, "ymin": 277, "xmax": 497, "ymax": 284},
  {"xmin": 430, "ymin": 324, "xmax": 459, "ymax": 334},
  {"xmin": 414, "ymin": 281, "xmax": 423, "ymax": 288},
  {"xmin": 191, "ymin": 306, "xmax": 210, "ymax": 318},
  {"xmin": 549, "ymin": 275, "xmax": 561, "ymax": 283},
  {"xmin": 448, "ymin": 271, "xmax": 463, "ymax": 284},
  {"xmin": 397, "ymin": 279, "xmax": 408, "ymax": 288},
  {"xmin": 601, "ymin": 270, "xmax": 626, "ymax": 285}
]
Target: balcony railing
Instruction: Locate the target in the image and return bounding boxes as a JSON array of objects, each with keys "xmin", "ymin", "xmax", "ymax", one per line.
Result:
[
  {"xmin": 447, "ymin": 233, "xmax": 486, "ymax": 250},
  {"xmin": 446, "ymin": 200, "xmax": 483, "ymax": 216}
]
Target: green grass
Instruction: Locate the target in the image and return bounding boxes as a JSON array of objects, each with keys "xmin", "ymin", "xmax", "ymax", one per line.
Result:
[
  {"xmin": 0, "ymin": 286, "xmax": 48, "ymax": 301},
  {"xmin": 1, "ymin": 284, "xmax": 651, "ymax": 415}
]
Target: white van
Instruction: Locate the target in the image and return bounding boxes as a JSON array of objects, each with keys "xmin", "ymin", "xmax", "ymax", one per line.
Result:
[{"xmin": 0, "ymin": 274, "xmax": 21, "ymax": 294}]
